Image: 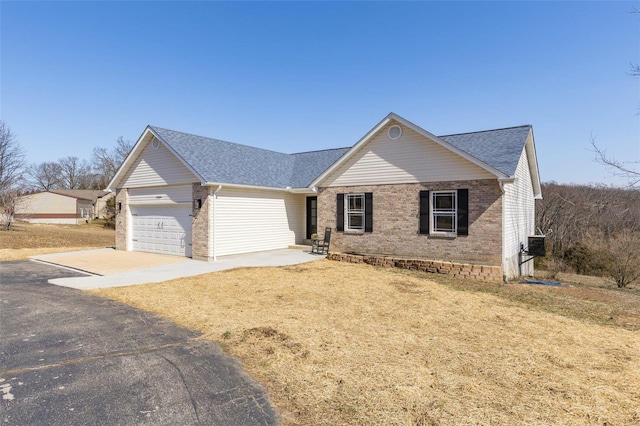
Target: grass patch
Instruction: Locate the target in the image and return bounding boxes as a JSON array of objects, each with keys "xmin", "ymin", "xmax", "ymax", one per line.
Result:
[
  {"xmin": 92, "ymin": 260, "xmax": 640, "ymax": 425},
  {"xmin": 0, "ymin": 221, "xmax": 114, "ymax": 260}
]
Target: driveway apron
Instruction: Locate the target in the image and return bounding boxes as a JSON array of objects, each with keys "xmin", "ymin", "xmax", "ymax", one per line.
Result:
[{"xmin": 0, "ymin": 261, "xmax": 278, "ymax": 425}]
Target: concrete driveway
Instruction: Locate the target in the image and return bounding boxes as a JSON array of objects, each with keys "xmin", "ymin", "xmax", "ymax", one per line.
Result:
[
  {"xmin": 32, "ymin": 247, "xmax": 323, "ymax": 290},
  {"xmin": 0, "ymin": 261, "xmax": 278, "ymax": 425}
]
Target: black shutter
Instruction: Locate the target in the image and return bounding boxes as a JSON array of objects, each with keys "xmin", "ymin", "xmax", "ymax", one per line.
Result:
[
  {"xmin": 364, "ymin": 192, "xmax": 373, "ymax": 233},
  {"xmin": 336, "ymin": 193, "xmax": 344, "ymax": 232},
  {"xmin": 419, "ymin": 190, "xmax": 430, "ymax": 234},
  {"xmin": 457, "ymin": 189, "xmax": 469, "ymax": 236}
]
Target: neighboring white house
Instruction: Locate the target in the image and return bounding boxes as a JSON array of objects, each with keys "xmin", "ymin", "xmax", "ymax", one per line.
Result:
[
  {"xmin": 108, "ymin": 112, "xmax": 542, "ymax": 280},
  {"xmin": 15, "ymin": 190, "xmax": 114, "ymax": 224}
]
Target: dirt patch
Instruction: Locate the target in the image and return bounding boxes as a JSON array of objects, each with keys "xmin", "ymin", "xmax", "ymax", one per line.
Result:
[
  {"xmin": 92, "ymin": 260, "xmax": 640, "ymax": 425},
  {"xmin": 0, "ymin": 221, "xmax": 114, "ymax": 260}
]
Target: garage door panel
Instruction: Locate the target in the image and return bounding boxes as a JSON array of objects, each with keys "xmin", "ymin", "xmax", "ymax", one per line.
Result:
[{"xmin": 130, "ymin": 205, "xmax": 192, "ymax": 257}]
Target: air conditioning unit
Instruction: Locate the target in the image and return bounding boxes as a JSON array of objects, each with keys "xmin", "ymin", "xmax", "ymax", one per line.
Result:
[{"xmin": 527, "ymin": 235, "xmax": 546, "ymax": 257}]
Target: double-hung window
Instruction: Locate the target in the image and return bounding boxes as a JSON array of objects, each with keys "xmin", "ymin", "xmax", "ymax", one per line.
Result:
[
  {"xmin": 419, "ymin": 189, "xmax": 468, "ymax": 236},
  {"xmin": 431, "ymin": 191, "xmax": 457, "ymax": 234},
  {"xmin": 336, "ymin": 192, "xmax": 373, "ymax": 233},
  {"xmin": 346, "ymin": 194, "xmax": 365, "ymax": 231}
]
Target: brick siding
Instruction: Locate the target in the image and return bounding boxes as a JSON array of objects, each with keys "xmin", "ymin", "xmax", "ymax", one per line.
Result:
[
  {"xmin": 115, "ymin": 189, "xmax": 128, "ymax": 250},
  {"xmin": 318, "ymin": 180, "xmax": 503, "ymax": 266},
  {"xmin": 191, "ymin": 184, "xmax": 211, "ymax": 261}
]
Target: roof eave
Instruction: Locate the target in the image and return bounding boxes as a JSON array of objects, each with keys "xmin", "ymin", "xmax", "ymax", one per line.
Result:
[
  {"xmin": 310, "ymin": 112, "xmax": 510, "ymax": 187},
  {"xmin": 203, "ymin": 181, "xmax": 312, "ymax": 193},
  {"xmin": 107, "ymin": 126, "xmax": 207, "ymax": 191},
  {"xmin": 524, "ymin": 128, "xmax": 543, "ymax": 199}
]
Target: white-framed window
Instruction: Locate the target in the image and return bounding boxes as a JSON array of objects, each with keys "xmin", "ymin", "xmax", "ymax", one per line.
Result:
[
  {"xmin": 345, "ymin": 193, "xmax": 365, "ymax": 231},
  {"xmin": 431, "ymin": 191, "xmax": 457, "ymax": 234}
]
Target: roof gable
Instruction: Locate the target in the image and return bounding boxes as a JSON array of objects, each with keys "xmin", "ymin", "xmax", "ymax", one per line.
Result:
[
  {"xmin": 312, "ymin": 113, "xmax": 537, "ymax": 187},
  {"xmin": 109, "ymin": 126, "xmax": 349, "ymax": 191},
  {"xmin": 109, "ymin": 113, "xmax": 540, "ymax": 194}
]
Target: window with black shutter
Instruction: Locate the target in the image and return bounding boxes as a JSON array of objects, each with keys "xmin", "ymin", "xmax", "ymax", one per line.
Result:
[
  {"xmin": 337, "ymin": 192, "xmax": 373, "ymax": 232},
  {"xmin": 419, "ymin": 189, "xmax": 469, "ymax": 236}
]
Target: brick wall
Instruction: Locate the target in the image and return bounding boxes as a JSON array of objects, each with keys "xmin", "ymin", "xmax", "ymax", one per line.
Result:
[
  {"xmin": 115, "ymin": 189, "xmax": 128, "ymax": 250},
  {"xmin": 191, "ymin": 184, "xmax": 211, "ymax": 261},
  {"xmin": 318, "ymin": 180, "xmax": 503, "ymax": 266}
]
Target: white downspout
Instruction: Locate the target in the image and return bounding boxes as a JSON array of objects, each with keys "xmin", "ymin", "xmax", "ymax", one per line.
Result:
[{"xmin": 211, "ymin": 185, "xmax": 222, "ymax": 261}]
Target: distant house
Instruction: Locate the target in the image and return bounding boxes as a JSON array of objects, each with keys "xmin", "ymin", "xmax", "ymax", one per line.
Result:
[
  {"xmin": 108, "ymin": 112, "xmax": 541, "ymax": 280},
  {"xmin": 15, "ymin": 190, "xmax": 115, "ymax": 225}
]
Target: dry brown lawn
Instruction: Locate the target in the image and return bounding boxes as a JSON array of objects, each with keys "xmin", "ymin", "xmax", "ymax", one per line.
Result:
[
  {"xmin": 92, "ymin": 260, "xmax": 640, "ymax": 425},
  {"xmin": 0, "ymin": 221, "xmax": 115, "ymax": 260}
]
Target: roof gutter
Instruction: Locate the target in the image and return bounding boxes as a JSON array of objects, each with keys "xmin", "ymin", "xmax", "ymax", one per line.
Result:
[
  {"xmin": 203, "ymin": 181, "xmax": 314, "ymax": 194},
  {"xmin": 497, "ymin": 177, "xmax": 516, "ymax": 194}
]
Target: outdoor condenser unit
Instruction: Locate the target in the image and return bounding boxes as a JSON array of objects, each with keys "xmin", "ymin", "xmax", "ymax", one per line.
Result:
[{"xmin": 527, "ymin": 235, "xmax": 546, "ymax": 257}]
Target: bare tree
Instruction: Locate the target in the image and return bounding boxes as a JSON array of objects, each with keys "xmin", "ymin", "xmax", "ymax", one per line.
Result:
[
  {"xmin": 28, "ymin": 161, "xmax": 63, "ymax": 191},
  {"xmin": 91, "ymin": 136, "xmax": 132, "ymax": 189},
  {"xmin": 0, "ymin": 121, "xmax": 27, "ymax": 229},
  {"xmin": 57, "ymin": 156, "xmax": 93, "ymax": 189},
  {"xmin": 590, "ymin": 9, "xmax": 640, "ymax": 186},
  {"xmin": 591, "ymin": 137, "xmax": 639, "ymax": 187}
]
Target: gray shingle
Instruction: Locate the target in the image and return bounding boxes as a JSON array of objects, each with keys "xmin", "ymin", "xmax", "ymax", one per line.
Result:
[
  {"xmin": 150, "ymin": 126, "xmax": 348, "ymax": 189},
  {"xmin": 439, "ymin": 125, "xmax": 531, "ymax": 176},
  {"xmin": 149, "ymin": 123, "xmax": 530, "ymax": 189},
  {"xmin": 290, "ymin": 148, "xmax": 350, "ymax": 188}
]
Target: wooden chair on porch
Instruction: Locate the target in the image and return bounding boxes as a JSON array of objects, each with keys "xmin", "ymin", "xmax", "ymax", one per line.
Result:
[{"xmin": 311, "ymin": 227, "xmax": 332, "ymax": 255}]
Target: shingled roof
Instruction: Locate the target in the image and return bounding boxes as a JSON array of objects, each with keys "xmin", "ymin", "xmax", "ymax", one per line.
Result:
[
  {"xmin": 150, "ymin": 126, "xmax": 349, "ymax": 189},
  {"xmin": 134, "ymin": 114, "xmax": 534, "ymax": 191},
  {"xmin": 439, "ymin": 125, "xmax": 532, "ymax": 177}
]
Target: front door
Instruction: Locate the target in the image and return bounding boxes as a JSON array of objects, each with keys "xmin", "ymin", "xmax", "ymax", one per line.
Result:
[{"xmin": 306, "ymin": 196, "xmax": 317, "ymax": 239}]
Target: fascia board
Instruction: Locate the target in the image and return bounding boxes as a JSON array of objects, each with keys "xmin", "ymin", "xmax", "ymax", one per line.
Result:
[
  {"xmin": 107, "ymin": 126, "xmax": 206, "ymax": 191},
  {"xmin": 203, "ymin": 182, "xmax": 315, "ymax": 194},
  {"xmin": 310, "ymin": 114, "xmax": 394, "ymax": 187},
  {"xmin": 150, "ymin": 128, "xmax": 207, "ymax": 185},
  {"xmin": 310, "ymin": 112, "xmax": 510, "ymax": 188},
  {"xmin": 204, "ymin": 181, "xmax": 292, "ymax": 193},
  {"xmin": 107, "ymin": 126, "xmax": 154, "ymax": 191},
  {"xmin": 525, "ymin": 129, "xmax": 543, "ymax": 199},
  {"xmin": 390, "ymin": 113, "xmax": 509, "ymax": 179}
]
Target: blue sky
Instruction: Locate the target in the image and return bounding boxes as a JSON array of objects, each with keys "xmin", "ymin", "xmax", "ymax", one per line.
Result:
[{"xmin": 1, "ymin": 1, "xmax": 638, "ymax": 186}]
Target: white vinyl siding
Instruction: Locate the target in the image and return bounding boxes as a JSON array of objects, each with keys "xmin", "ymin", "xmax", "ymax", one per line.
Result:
[
  {"xmin": 128, "ymin": 185, "xmax": 192, "ymax": 205},
  {"xmin": 322, "ymin": 123, "xmax": 494, "ymax": 187},
  {"xmin": 121, "ymin": 139, "xmax": 198, "ymax": 188},
  {"xmin": 213, "ymin": 188, "xmax": 305, "ymax": 257},
  {"xmin": 503, "ymin": 137, "xmax": 536, "ymax": 279}
]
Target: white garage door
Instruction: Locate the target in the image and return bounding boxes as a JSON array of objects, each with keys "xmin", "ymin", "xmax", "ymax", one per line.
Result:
[{"xmin": 130, "ymin": 205, "xmax": 192, "ymax": 257}]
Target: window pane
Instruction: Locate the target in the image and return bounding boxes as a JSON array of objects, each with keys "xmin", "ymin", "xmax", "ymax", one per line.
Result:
[
  {"xmin": 349, "ymin": 213, "xmax": 364, "ymax": 229},
  {"xmin": 434, "ymin": 193, "xmax": 454, "ymax": 210},
  {"xmin": 434, "ymin": 215, "xmax": 454, "ymax": 232},
  {"xmin": 348, "ymin": 195, "xmax": 363, "ymax": 210}
]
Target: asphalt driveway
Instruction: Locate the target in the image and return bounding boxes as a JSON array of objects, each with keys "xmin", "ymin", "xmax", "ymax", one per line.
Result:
[{"xmin": 0, "ymin": 261, "xmax": 278, "ymax": 425}]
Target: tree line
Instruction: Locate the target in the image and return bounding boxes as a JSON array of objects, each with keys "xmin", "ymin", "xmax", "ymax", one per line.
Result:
[
  {"xmin": 0, "ymin": 121, "xmax": 132, "ymax": 194},
  {"xmin": 0, "ymin": 120, "xmax": 132, "ymax": 228},
  {"xmin": 536, "ymin": 182, "xmax": 640, "ymax": 288}
]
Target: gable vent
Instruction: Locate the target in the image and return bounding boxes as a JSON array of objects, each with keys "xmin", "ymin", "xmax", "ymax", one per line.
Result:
[{"xmin": 388, "ymin": 125, "xmax": 402, "ymax": 140}]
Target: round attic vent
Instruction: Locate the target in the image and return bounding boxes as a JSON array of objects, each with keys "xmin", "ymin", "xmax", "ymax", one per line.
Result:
[
  {"xmin": 388, "ymin": 125, "xmax": 402, "ymax": 140},
  {"xmin": 151, "ymin": 139, "xmax": 160, "ymax": 150}
]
